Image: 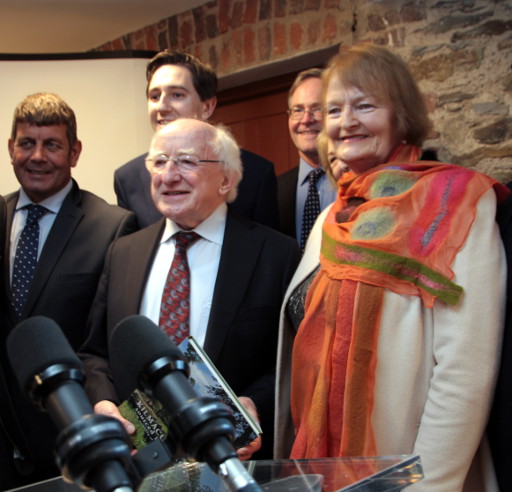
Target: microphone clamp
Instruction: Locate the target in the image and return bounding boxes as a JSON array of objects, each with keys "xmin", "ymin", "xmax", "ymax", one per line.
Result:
[
  {"xmin": 140, "ymin": 355, "xmax": 189, "ymax": 395},
  {"xmin": 55, "ymin": 414, "xmax": 134, "ymax": 490},
  {"xmin": 26, "ymin": 363, "xmax": 84, "ymax": 409}
]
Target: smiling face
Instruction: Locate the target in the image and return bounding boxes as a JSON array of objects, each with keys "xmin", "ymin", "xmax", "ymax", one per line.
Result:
[
  {"xmin": 288, "ymin": 76, "xmax": 323, "ymax": 167},
  {"xmin": 148, "ymin": 119, "xmax": 233, "ymax": 230},
  {"xmin": 147, "ymin": 65, "xmax": 216, "ymax": 131},
  {"xmin": 9, "ymin": 123, "xmax": 81, "ymax": 203},
  {"xmin": 324, "ymin": 77, "xmax": 399, "ymax": 175}
]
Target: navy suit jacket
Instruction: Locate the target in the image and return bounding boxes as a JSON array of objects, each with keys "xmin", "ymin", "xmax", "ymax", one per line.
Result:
[
  {"xmin": 277, "ymin": 166, "xmax": 299, "ymax": 239},
  {"xmin": 0, "ymin": 196, "xmax": 5, "ymax": 273},
  {"xmin": 80, "ymin": 209, "xmax": 300, "ymax": 458},
  {"xmin": 0, "ymin": 181, "xmax": 138, "ymax": 488},
  {"xmin": 114, "ymin": 148, "xmax": 280, "ymax": 229}
]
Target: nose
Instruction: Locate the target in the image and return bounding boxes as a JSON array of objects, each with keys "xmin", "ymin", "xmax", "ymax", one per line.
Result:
[
  {"xmin": 156, "ymin": 94, "xmax": 168, "ymax": 112},
  {"xmin": 30, "ymin": 143, "xmax": 46, "ymax": 162},
  {"xmin": 340, "ymin": 106, "xmax": 358, "ymax": 128},
  {"xmin": 160, "ymin": 160, "xmax": 182, "ymax": 183},
  {"xmin": 300, "ymin": 109, "xmax": 316, "ymax": 123}
]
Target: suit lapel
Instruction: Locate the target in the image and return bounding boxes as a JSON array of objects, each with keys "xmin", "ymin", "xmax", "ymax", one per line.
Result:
[
  {"xmin": 278, "ymin": 167, "xmax": 299, "ymax": 237},
  {"xmin": 23, "ymin": 182, "xmax": 83, "ymax": 316},
  {"xmin": 204, "ymin": 212, "xmax": 264, "ymax": 363},
  {"xmin": 139, "ymin": 156, "xmax": 162, "ymax": 224},
  {"xmin": 3, "ymin": 195, "xmax": 17, "ymax": 325},
  {"xmin": 122, "ymin": 220, "xmax": 164, "ymax": 316}
]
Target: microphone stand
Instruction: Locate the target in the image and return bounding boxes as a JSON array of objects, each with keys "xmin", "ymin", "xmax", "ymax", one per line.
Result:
[{"xmin": 147, "ymin": 357, "xmax": 263, "ymax": 492}]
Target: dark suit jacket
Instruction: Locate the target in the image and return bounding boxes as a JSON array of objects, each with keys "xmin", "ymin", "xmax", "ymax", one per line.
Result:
[
  {"xmin": 80, "ymin": 209, "xmax": 300, "ymax": 458},
  {"xmin": 277, "ymin": 166, "xmax": 299, "ymax": 239},
  {"xmin": 0, "ymin": 180, "xmax": 138, "ymax": 489},
  {"xmin": 0, "ymin": 196, "xmax": 5, "ymax": 273},
  {"xmin": 114, "ymin": 148, "xmax": 280, "ymax": 229},
  {"xmin": 488, "ymin": 182, "xmax": 512, "ymax": 492}
]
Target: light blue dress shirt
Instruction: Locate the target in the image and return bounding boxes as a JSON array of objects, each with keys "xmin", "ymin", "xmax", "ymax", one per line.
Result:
[{"xmin": 295, "ymin": 158, "xmax": 337, "ymax": 244}]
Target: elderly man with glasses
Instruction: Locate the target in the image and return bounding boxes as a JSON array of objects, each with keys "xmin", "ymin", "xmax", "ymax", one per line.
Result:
[
  {"xmin": 278, "ymin": 68, "xmax": 338, "ymax": 251},
  {"xmin": 80, "ymin": 118, "xmax": 300, "ymax": 460}
]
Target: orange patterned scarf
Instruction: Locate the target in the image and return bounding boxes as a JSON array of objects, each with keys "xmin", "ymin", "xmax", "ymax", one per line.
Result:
[{"xmin": 290, "ymin": 145, "xmax": 509, "ymax": 458}]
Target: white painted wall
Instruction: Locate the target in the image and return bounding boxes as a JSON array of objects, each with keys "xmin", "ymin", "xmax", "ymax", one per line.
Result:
[{"xmin": 0, "ymin": 56, "xmax": 154, "ymax": 204}]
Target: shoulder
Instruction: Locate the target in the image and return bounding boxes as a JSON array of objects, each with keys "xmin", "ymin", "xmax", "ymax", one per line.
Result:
[
  {"xmin": 76, "ymin": 189, "xmax": 137, "ymax": 224},
  {"xmin": 228, "ymin": 211, "xmax": 298, "ymax": 250},
  {"xmin": 114, "ymin": 153, "xmax": 147, "ymax": 179},
  {"xmin": 240, "ymin": 148, "xmax": 275, "ymax": 175},
  {"xmin": 4, "ymin": 191, "xmax": 19, "ymax": 205},
  {"xmin": 278, "ymin": 166, "xmax": 299, "ymax": 183},
  {"xmin": 110, "ymin": 220, "xmax": 162, "ymax": 252}
]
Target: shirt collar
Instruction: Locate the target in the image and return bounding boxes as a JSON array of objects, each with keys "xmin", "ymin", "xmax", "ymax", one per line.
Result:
[
  {"xmin": 298, "ymin": 158, "xmax": 322, "ymax": 186},
  {"xmin": 15, "ymin": 180, "xmax": 73, "ymax": 214},
  {"xmin": 161, "ymin": 202, "xmax": 227, "ymax": 246}
]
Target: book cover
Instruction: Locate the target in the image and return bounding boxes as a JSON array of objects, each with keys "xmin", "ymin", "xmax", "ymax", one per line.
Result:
[{"xmin": 119, "ymin": 336, "xmax": 261, "ymax": 451}]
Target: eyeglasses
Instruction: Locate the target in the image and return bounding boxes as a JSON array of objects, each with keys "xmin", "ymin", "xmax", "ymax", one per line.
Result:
[
  {"xmin": 145, "ymin": 154, "xmax": 221, "ymax": 174},
  {"xmin": 287, "ymin": 107, "xmax": 323, "ymax": 121}
]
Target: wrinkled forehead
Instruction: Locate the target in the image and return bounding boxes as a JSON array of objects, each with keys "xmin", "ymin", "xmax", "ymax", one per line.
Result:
[{"xmin": 150, "ymin": 123, "xmax": 214, "ymax": 156}]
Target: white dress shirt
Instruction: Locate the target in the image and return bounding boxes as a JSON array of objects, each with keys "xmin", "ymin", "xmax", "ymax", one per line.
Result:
[
  {"xmin": 140, "ymin": 203, "xmax": 227, "ymax": 347},
  {"xmin": 9, "ymin": 180, "xmax": 72, "ymax": 285}
]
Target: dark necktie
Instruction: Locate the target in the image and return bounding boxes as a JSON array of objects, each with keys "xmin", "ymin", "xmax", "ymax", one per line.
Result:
[
  {"xmin": 300, "ymin": 168, "xmax": 324, "ymax": 251},
  {"xmin": 11, "ymin": 204, "xmax": 48, "ymax": 318},
  {"xmin": 159, "ymin": 231, "xmax": 200, "ymax": 345}
]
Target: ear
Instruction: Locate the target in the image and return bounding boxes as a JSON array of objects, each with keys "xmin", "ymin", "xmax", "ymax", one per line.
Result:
[
  {"xmin": 218, "ymin": 172, "xmax": 233, "ymax": 197},
  {"xmin": 69, "ymin": 140, "xmax": 82, "ymax": 168},
  {"xmin": 8, "ymin": 139, "xmax": 14, "ymax": 161},
  {"xmin": 202, "ymin": 96, "xmax": 217, "ymax": 121}
]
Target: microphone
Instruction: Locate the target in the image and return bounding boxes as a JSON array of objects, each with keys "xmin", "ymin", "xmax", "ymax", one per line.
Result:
[
  {"xmin": 7, "ymin": 316, "xmax": 136, "ymax": 492},
  {"xmin": 110, "ymin": 315, "xmax": 262, "ymax": 492}
]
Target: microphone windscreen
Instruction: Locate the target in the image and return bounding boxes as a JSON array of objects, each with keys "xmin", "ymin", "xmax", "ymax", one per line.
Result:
[
  {"xmin": 109, "ymin": 315, "xmax": 183, "ymax": 391},
  {"xmin": 7, "ymin": 316, "xmax": 82, "ymax": 391}
]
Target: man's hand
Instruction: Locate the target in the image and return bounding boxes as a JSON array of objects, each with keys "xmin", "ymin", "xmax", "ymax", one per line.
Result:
[
  {"xmin": 94, "ymin": 400, "xmax": 135, "ymax": 435},
  {"xmin": 236, "ymin": 396, "xmax": 262, "ymax": 460}
]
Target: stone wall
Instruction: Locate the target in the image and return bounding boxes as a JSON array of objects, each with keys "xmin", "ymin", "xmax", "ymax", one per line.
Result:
[{"xmin": 95, "ymin": 0, "xmax": 512, "ymax": 183}]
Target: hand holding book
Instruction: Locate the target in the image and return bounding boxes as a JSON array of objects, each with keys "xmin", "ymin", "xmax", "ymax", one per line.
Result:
[
  {"xmin": 118, "ymin": 336, "xmax": 262, "ymax": 456},
  {"xmin": 236, "ymin": 396, "xmax": 262, "ymax": 459}
]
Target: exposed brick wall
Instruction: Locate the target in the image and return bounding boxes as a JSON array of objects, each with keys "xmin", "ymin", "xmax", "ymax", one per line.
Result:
[{"xmin": 95, "ymin": 0, "xmax": 512, "ymax": 183}]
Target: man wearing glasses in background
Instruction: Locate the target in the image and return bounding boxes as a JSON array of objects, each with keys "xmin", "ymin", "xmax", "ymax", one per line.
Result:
[{"xmin": 277, "ymin": 69, "xmax": 337, "ymax": 250}]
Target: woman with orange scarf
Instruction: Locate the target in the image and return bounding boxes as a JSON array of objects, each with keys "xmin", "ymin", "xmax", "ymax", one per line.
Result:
[{"xmin": 274, "ymin": 44, "xmax": 509, "ymax": 491}]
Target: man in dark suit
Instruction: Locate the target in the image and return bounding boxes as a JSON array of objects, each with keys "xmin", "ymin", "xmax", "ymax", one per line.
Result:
[
  {"xmin": 80, "ymin": 118, "xmax": 300, "ymax": 460},
  {"xmin": 0, "ymin": 92, "xmax": 138, "ymax": 489},
  {"xmin": 278, "ymin": 69, "xmax": 337, "ymax": 247},
  {"xmin": 114, "ymin": 50, "xmax": 279, "ymax": 229},
  {"xmin": 0, "ymin": 196, "xmax": 5, "ymax": 266}
]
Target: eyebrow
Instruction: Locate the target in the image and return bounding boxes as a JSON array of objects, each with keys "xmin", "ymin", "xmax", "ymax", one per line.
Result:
[{"xmin": 148, "ymin": 84, "xmax": 189, "ymax": 93}]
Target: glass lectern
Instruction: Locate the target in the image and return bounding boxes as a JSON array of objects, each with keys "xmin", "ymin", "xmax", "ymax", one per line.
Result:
[{"xmin": 9, "ymin": 455, "xmax": 422, "ymax": 492}]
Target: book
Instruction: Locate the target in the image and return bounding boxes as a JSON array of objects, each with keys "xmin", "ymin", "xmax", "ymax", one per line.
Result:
[{"xmin": 119, "ymin": 336, "xmax": 262, "ymax": 451}]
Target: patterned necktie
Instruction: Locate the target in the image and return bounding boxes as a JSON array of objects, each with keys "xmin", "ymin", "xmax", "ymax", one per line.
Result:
[
  {"xmin": 11, "ymin": 204, "xmax": 48, "ymax": 318},
  {"xmin": 300, "ymin": 168, "xmax": 325, "ymax": 251},
  {"xmin": 159, "ymin": 231, "xmax": 200, "ymax": 345}
]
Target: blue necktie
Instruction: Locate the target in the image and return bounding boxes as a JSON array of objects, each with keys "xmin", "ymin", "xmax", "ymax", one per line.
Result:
[
  {"xmin": 300, "ymin": 168, "xmax": 324, "ymax": 251},
  {"xmin": 11, "ymin": 204, "xmax": 48, "ymax": 318}
]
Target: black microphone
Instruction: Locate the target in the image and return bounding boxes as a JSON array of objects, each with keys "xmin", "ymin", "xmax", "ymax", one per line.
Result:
[
  {"xmin": 7, "ymin": 316, "xmax": 136, "ymax": 492},
  {"xmin": 110, "ymin": 315, "xmax": 263, "ymax": 492}
]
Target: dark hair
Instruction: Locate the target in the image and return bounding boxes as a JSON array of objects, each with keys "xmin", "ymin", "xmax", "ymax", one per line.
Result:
[
  {"xmin": 11, "ymin": 92, "xmax": 78, "ymax": 147},
  {"xmin": 323, "ymin": 44, "xmax": 431, "ymax": 146},
  {"xmin": 146, "ymin": 50, "xmax": 218, "ymax": 101},
  {"xmin": 288, "ymin": 68, "xmax": 323, "ymax": 107}
]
